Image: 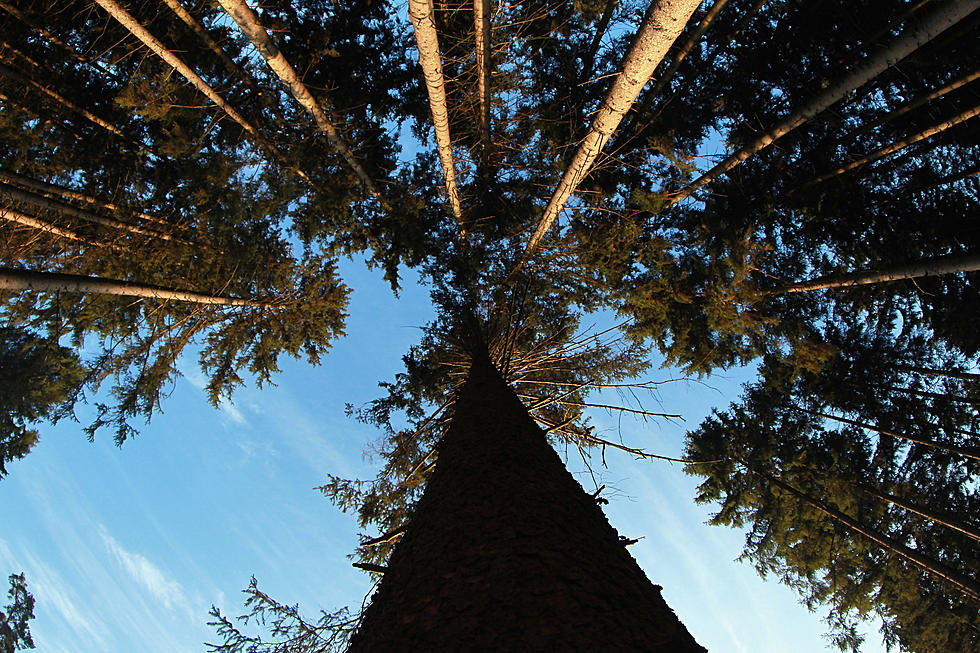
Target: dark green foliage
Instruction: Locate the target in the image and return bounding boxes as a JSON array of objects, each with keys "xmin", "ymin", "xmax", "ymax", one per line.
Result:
[
  {"xmin": 685, "ymin": 322, "xmax": 980, "ymax": 651},
  {"xmin": 0, "ymin": 573, "xmax": 34, "ymax": 652},
  {"xmin": 0, "ymin": 326, "xmax": 84, "ymax": 477},
  {"xmin": 2, "ymin": 0, "xmax": 978, "ymax": 649},
  {"xmin": 206, "ymin": 576, "xmax": 357, "ymax": 653}
]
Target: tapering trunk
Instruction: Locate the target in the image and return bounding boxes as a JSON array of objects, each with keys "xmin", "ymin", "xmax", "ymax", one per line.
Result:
[
  {"xmin": 764, "ymin": 472, "xmax": 980, "ymax": 602},
  {"xmin": 0, "ymin": 207, "xmax": 112, "ymax": 248},
  {"xmin": 474, "ymin": 0, "xmax": 491, "ymax": 166},
  {"xmin": 518, "ymin": 0, "xmax": 703, "ymax": 269},
  {"xmin": 846, "ymin": 67, "xmax": 980, "ymax": 140},
  {"xmin": 896, "ymin": 365, "xmax": 980, "ymax": 382},
  {"xmin": 409, "ymin": 0, "xmax": 464, "ymax": 225},
  {"xmin": 0, "ymin": 0, "xmax": 121, "ymax": 82},
  {"xmin": 807, "ymin": 100, "xmax": 980, "ymax": 187},
  {"xmin": 0, "ymin": 267, "xmax": 271, "ymax": 307},
  {"xmin": 1, "ymin": 182, "xmax": 177, "ymax": 241},
  {"xmin": 766, "ymin": 252, "xmax": 980, "ymax": 294},
  {"xmin": 633, "ymin": 0, "xmax": 730, "ymax": 118},
  {"xmin": 159, "ymin": 0, "xmax": 254, "ymax": 86},
  {"xmin": 861, "ymin": 485, "xmax": 980, "ymax": 543},
  {"xmin": 348, "ymin": 352, "xmax": 705, "ymax": 651},
  {"xmin": 93, "ymin": 0, "xmax": 257, "ymax": 140},
  {"xmin": 0, "ymin": 169, "xmax": 169, "ymax": 228},
  {"xmin": 792, "ymin": 406, "xmax": 980, "ymax": 462},
  {"xmin": 668, "ymin": 0, "xmax": 979, "ymax": 206},
  {"xmin": 0, "ymin": 61, "xmax": 130, "ymax": 141},
  {"xmin": 217, "ymin": 0, "xmax": 383, "ymax": 202}
]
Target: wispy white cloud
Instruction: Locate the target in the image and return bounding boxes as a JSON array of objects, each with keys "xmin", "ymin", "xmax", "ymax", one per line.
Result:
[
  {"xmin": 0, "ymin": 539, "xmax": 110, "ymax": 651},
  {"xmin": 100, "ymin": 529, "xmax": 190, "ymax": 614},
  {"xmin": 181, "ymin": 365, "xmax": 250, "ymax": 427}
]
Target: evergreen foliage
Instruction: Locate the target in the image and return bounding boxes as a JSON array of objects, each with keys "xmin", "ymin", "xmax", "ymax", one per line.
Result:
[
  {"xmin": 0, "ymin": 573, "xmax": 34, "ymax": 652},
  {"xmin": 1, "ymin": 0, "xmax": 977, "ymax": 649}
]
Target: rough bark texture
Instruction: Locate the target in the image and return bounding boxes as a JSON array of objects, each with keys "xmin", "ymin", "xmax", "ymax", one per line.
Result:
[{"xmin": 348, "ymin": 352, "xmax": 705, "ymax": 652}]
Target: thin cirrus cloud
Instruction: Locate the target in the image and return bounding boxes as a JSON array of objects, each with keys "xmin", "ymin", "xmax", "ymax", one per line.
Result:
[{"xmin": 99, "ymin": 528, "xmax": 191, "ymax": 615}]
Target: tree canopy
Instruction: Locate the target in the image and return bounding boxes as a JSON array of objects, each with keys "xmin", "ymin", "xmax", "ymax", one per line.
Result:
[{"xmin": 1, "ymin": 0, "xmax": 977, "ymax": 650}]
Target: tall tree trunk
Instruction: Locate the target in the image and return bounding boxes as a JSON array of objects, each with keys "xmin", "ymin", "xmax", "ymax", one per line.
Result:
[
  {"xmin": 0, "ymin": 169, "xmax": 168, "ymax": 228},
  {"xmin": 93, "ymin": 1, "xmax": 261, "ymax": 143},
  {"xmin": 896, "ymin": 365, "xmax": 980, "ymax": 382},
  {"xmin": 517, "ymin": 0, "xmax": 703, "ymax": 270},
  {"xmin": 0, "ymin": 61, "xmax": 130, "ymax": 141},
  {"xmin": 765, "ymin": 252, "xmax": 980, "ymax": 294},
  {"xmin": 474, "ymin": 0, "xmax": 491, "ymax": 168},
  {"xmin": 667, "ymin": 0, "xmax": 980, "ymax": 206},
  {"xmin": 348, "ymin": 350, "xmax": 705, "ymax": 651},
  {"xmin": 860, "ymin": 485, "xmax": 980, "ymax": 543},
  {"xmin": 763, "ymin": 471, "xmax": 980, "ymax": 602},
  {"xmin": 1, "ymin": 182, "xmax": 177, "ymax": 241},
  {"xmin": 792, "ymin": 406, "xmax": 980, "ymax": 462},
  {"xmin": 806, "ymin": 100, "xmax": 980, "ymax": 187},
  {"xmin": 633, "ymin": 0, "xmax": 730, "ymax": 120},
  {"xmin": 846, "ymin": 67, "xmax": 980, "ymax": 140},
  {"xmin": 409, "ymin": 0, "xmax": 464, "ymax": 226},
  {"xmin": 216, "ymin": 0, "xmax": 384, "ymax": 203},
  {"xmin": 0, "ymin": 0, "xmax": 121, "ymax": 82},
  {"xmin": 0, "ymin": 267, "xmax": 271, "ymax": 307},
  {"xmin": 159, "ymin": 0, "xmax": 254, "ymax": 86},
  {"xmin": 0, "ymin": 206, "xmax": 111, "ymax": 248}
]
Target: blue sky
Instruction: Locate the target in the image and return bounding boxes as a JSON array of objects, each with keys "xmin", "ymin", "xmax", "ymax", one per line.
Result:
[{"xmin": 0, "ymin": 258, "xmax": 889, "ymax": 652}]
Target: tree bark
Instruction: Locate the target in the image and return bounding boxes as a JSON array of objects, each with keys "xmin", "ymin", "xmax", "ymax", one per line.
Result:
[
  {"xmin": 633, "ymin": 0, "xmax": 731, "ymax": 119},
  {"xmin": 409, "ymin": 0, "xmax": 464, "ymax": 226},
  {"xmin": 0, "ymin": 61, "xmax": 130, "ymax": 141},
  {"xmin": 348, "ymin": 350, "xmax": 705, "ymax": 651},
  {"xmin": 766, "ymin": 252, "xmax": 980, "ymax": 294},
  {"xmin": 474, "ymin": 0, "xmax": 491, "ymax": 167},
  {"xmin": 1, "ymin": 206, "xmax": 113, "ymax": 248},
  {"xmin": 517, "ymin": 0, "xmax": 703, "ymax": 270},
  {"xmin": 846, "ymin": 67, "xmax": 980, "ymax": 140},
  {"xmin": 764, "ymin": 471, "xmax": 980, "ymax": 602},
  {"xmin": 0, "ymin": 169, "xmax": 169, "ymax": 228},
  {"xmin": 792, "ymin": 406, "xmax": 980, "ymax": 462},
  {"xmin": 0, "ymin": 182, "xmax": 176, "ymax": 241},
  {"xmin": 0, "ymin": 267, "xmax": 271, "ymax": 307},
  {"xmin": 668, "ymin": 0, "xmax": 980, "ymax": 206},
  {"xmin": 159, "ymin": 0, "xmax": 254, "ymax": 86},
  {"xmin": 93, "ymin": 0, "xmax": 261, "ymax": 142},
  {"xmin": 860, "ymin": 485, "xmax": 980, "ymax": 543},
  {"xmin": 217, "ymin": 0, "xmax": 384, "ymax": 203},
  {"xmin": 806, "ymin": 100, "xmax": 980, "ymax": 187}
]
